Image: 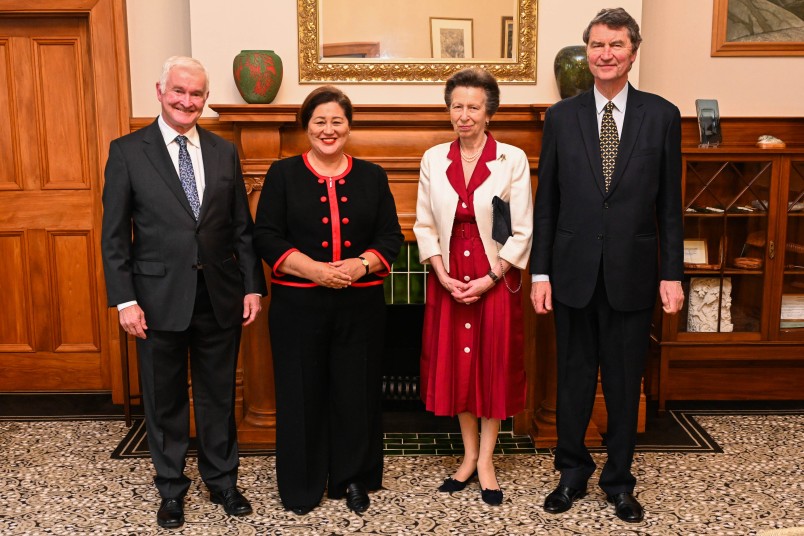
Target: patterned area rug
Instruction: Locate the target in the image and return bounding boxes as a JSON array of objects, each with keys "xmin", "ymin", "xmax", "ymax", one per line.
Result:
[{"xmin": 1, "ymin": 410, "xmax": 802, "ymax": 535}]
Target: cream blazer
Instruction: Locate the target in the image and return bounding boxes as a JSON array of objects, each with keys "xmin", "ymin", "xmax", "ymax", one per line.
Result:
[{"xmin": 414, "ymin": 140, "xmax": 533, "ymax": 273}]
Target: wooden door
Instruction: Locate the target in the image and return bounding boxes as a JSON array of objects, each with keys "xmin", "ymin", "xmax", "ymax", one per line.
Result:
[{"xmin": 0, "ymin": 15, "xmax": 108, "ymax": 390}]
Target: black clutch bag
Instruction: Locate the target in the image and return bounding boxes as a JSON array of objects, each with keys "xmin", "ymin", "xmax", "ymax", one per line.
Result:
[{"xmin": 491, "ymin": 195, "xmax": 513, "ymax": 244}]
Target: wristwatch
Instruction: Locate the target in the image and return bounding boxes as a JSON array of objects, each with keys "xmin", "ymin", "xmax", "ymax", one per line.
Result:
[
  {"xmin": 358, "ymin": 256, "xmax": 370, "ymax": 275},
  {"xmin": 487, "ymin": 269, "xmax": 500, "ymax": 283}
]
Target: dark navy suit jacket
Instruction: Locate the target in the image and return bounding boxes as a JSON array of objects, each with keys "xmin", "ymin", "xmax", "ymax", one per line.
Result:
[{"xmin": 530, "ymin": 84, "xmax": 683, "ymax": 311}]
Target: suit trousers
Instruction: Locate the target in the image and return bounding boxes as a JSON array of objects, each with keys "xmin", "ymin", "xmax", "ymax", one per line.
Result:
[
  {"xmin": 136, "ymin": 271, "xmax": 242, "ymax": 499},
  {"xmin": 553, "ymin": 268, "xmax": 652, "ymax": 495},
  {"xmin": 269, "ymin": 284, "xmax": 385, "ymax": 509}
]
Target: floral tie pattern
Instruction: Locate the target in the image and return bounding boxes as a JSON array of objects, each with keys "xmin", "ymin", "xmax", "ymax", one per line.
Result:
[
  {"xmin": 175, "ymin": 135, "xmax": 200, "ymax": 219},
  {"xmin": 600, "ymin": 101, "xmax": 619, "ymax": 192}
]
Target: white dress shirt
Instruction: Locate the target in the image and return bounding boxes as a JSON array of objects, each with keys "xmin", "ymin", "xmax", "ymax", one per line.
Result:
[{"xmin": 157, "ymin": 114, "xmax": 206, "ymax": 203}]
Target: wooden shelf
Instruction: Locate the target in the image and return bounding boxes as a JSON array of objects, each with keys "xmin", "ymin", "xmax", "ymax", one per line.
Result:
[{"xmin": 653, "ymin": 151, "xmax": 804, "ymax": 410}]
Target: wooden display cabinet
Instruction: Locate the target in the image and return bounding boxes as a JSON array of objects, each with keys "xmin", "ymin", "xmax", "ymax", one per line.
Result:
[{"xmin": 653, "ymin": 149, "xmax": 804, "ymax": 410}]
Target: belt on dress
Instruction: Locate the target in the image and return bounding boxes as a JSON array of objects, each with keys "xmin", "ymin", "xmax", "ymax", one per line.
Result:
[{"xmin": 451, "ymin": 222, "xmax": 481, "ymax": 238}]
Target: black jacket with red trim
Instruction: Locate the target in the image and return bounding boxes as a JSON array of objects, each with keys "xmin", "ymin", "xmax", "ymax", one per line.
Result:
[{"xmin": 253, "ymin": 154, "xmax": 403, "ymax": 287}]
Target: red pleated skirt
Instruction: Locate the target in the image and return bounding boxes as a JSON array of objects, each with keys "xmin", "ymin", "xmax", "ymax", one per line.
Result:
[{"xmin": 420, "ymin": 222, "xmax": 526, "ymax": 420}]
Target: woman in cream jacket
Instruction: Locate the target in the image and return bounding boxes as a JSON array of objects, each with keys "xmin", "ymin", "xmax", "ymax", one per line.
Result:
[{"xmin": 414, "ymin": 68, "xmax": 533, "ymax": 506}]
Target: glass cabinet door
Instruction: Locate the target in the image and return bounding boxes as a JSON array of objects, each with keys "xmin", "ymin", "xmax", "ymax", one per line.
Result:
[
  {"xmin": 780, "ymin": 159, "xmax": 804, "ymax": 338},
  {"xmin": 679, "ymin": 158, "xmax": 772, "ymax": 334}
]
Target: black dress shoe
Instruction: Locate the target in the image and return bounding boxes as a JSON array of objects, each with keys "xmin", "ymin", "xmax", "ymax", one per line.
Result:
[
  {"xmin": 543, "ymin": 484, "xmax": 587, "ymax": 514},
  {"xmin": 437, "ymin": 470, "xmax": 478, "ymax": 493},
  {"xmin": 481, "ymin": 488, "xmax": 504, "ymax": 506},
  {"xmin": 607, "ymin": 492, "xmax": 644, "ymax": 523},
  {"xmin": 345, "ymin": 482, "xmax": 370, "ymax": 514},
  {"xmin": 210, "ymin": 487, "xmax": 253, "ymax": 516},
  {"xmin": 286, "ymin": 504, "xmax": 315, "ymax": 516},
  {"xmin": 157, "ymin": 497, "xmax": 184, "ymax": 529}
]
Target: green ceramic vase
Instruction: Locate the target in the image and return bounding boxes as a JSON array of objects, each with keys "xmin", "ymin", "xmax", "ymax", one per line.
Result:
[
  {"xmin": 233, "ymin": 50, "xmax": 283, "ymax": 104},
  {"xmin": 553, "ymin": 45, "xmax": 594, "ymax": 99}
]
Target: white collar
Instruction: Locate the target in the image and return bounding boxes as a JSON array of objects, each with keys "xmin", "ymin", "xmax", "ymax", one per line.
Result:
[
  {"xmin": 593, "ymin": 84, "xmax": 629, "ymax": 115},
  {"xmin": 157, "ymin": 115, "xmax": 200, "ymax": 147}
]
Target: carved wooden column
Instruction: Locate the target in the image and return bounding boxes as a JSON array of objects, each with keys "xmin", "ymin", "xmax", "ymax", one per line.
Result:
[
  {"xmin": 213, "ymin": 105, "xmax": 298, "ymax": 447},
  {"xmin": 530, "ymin": 312, "xmax": 602, "ymax": 447}
]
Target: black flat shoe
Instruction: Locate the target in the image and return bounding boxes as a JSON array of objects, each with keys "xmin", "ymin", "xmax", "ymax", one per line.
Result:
[
  {"xmin": 543, "ymin": 484, "xmax": 587, "ymax": 514},
  {"xmin": 607, "ymin": 492, "xmax": 644, "ymax": 523},
  {"xmin": 345, "ymin": 482, "xmax": 370, "ymax": 514},
  {"xmin": 437, "ymin": 470, "xmax": 478, "ymax": 493},
  {"xmin": 156, "ymin": 497, "xmax": 184, "ymax": 529},
  {"xmin": 210, "ymin": 487, "xmax": 253, "ymax": 516},
  {"xmin": 481, "ymin": 488, "xmax": 504, "ymax": 506}
]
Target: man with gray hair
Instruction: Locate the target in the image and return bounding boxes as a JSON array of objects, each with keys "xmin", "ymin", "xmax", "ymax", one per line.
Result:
[
  {"xmin": 530, "ymin": 8, "xmax": 684, "ymax": 523},
  {"xmin": 102, "ymin": 56, "xmax": 266, "ymax": 528}
]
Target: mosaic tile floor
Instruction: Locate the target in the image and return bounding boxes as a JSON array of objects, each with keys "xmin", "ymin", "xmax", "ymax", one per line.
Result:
[
  {"xmin": 1, "ymin": 409, "xmax": 803, "ymax": 535},
  {"xmin": 110, "ymin": 406, "xmax": 724, "ymax": 459}
]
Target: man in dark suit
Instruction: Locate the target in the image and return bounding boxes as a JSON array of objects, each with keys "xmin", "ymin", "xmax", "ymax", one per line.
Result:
[
  {"xmin": 101, "ymin": 56, "xmax": 266, "ymax": 529},
  {"xmin": 530, "ymin": 9, "xmax": 685, "ymax": 523}
]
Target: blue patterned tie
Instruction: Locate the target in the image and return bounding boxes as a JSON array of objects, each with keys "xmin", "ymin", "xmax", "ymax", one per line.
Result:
[
  {"xmin": 175, "ymin": 135, "xmax": 200, "ymax": 219},
  {"xmin": 600, "ymin": 101, "xmax": 619, "ymax": 192}
]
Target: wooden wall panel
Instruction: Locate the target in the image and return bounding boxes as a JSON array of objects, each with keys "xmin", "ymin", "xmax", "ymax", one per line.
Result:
[
  {"xmin": 0, "ymin": 40, "xmax": 20, "ymax": 190},
  {"xmin": 0, "ymin": 232, "xmax": 33, "ymax": 351},
  {"xmin": 34, "ymin": 39, "xmax": 89, "ymax": 189},
  {"xmin": 48, "ymin": 231, "xmax": 99, "ymax": 352},
  {"xmin": 663, "ymin": 360, "xmax": 804, "ymax": 400},
  {"xmin": 0, "ymin": 1, "xmax": 131, "ymax": 393}
]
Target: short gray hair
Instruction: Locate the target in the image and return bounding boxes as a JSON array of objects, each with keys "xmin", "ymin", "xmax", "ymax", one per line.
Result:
[
  {"xmin": 158, "ymin": 56, "xmax": 209, "ymax": 94},
  {"xmin": 582, "ymin": 8, "xmax": 642, "ymax": 53}
]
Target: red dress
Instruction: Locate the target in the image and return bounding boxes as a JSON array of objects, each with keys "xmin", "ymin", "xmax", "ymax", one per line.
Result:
[{"xmin": 420, "ymin": 138, "xmax": 526, "ymax": 420}]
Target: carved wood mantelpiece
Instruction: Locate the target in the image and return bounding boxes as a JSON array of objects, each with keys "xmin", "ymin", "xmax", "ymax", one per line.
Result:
[
  {"xmin": 208, "ymin": 104, "xmax": 548, "ymax": 446},
  {"xmin": 210, "ymin": 104, "xmax": 547, "ymax": 240}
]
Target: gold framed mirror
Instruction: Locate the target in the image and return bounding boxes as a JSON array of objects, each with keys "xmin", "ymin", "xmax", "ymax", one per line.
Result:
[{"xmin": 297, "ymin": 0, "xmax": 537, "ymax": 83}]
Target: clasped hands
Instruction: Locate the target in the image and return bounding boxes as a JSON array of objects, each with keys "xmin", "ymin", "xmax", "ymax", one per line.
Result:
[
  {"xmin": 313, "ymin": 258, "xmax": 366, "ymax": 289},
  {"xmin": 440, "ymin": 274, "xmax": 495, "ymax": 305}
]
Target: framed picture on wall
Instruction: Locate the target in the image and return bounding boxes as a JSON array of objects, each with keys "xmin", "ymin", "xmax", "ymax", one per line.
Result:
[
  {"xmin": 430, "ymin": 17, "xmax": 474, "ymax": 59},
  {"xmin": 501, "ymin": 16, "xmax": 514, "ymax": 58},
  {"xmin": 712, "ymin": 0, "xmax": 804, "ymax": 56}
]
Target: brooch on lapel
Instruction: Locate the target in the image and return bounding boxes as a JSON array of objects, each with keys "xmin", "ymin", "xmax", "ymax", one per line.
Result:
[{"xmin": 498, "ymin": 154, "xmax": 506, "ymax": 162}]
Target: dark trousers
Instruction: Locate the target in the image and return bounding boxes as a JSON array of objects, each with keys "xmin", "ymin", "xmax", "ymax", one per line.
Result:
[
  {"xmin": 553, "ymin": 269, "xmax": 652, "ymax": 495},
  {"xmin": 269, "ymin": 284, "xmax": 385, "ymax": 509},
  {"xmin": 136, "ymin": 272, "xmax": 242, "ymax": 499}
]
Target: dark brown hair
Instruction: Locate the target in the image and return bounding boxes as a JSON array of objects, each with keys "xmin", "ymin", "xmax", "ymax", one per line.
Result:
[
  {"xmin": 582, "ymin": 7, "xmax": 642, "ymax": 52},
  {"xmin": 444, "ymin": 68, "xmax": 500, "ymax": 117},
  {"xmin": 299, "ymin": 85, "xmax": 353, "ymax": 129}
]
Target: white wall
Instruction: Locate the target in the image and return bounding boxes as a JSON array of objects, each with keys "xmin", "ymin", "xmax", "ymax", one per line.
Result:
[
  {"xmin": 126, "ymin": 0, "xmax": 192, "ymax": 116},
  {"xmin": 127, "ymin": 0, "xmax": 803, "ymax": 118},
  {"xmin": 128, "ymin": 0, "xmax": 642, "ymax": 117},
  {"xmin": 639, "ymin": 0, "xmax": 804, "ymax": 116}
]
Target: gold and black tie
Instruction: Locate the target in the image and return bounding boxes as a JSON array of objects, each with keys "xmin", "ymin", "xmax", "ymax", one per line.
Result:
[{"xmin": 600, "ymin": 101, "xmax": 619, "ymax": 192}]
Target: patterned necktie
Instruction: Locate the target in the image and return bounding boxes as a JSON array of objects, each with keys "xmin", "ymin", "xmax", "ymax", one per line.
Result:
[
  {"xmin": 600, "ymin": 101, "xmax": 619, "ymax": 192},
  {"xmin": 175, "ymin": 135, "xmax": 200, "ymax": 219}
]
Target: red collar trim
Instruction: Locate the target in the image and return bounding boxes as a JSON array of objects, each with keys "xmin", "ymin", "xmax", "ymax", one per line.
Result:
[{"xmin": 302, "ymin": 152, "xmax": 353, "ymax": 180}]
